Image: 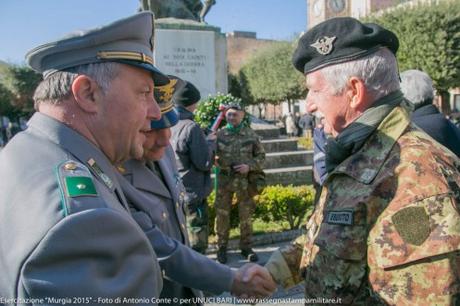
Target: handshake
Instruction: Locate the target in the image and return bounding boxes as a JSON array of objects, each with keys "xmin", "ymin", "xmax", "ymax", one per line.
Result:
[{"xmin": 230, "ymin": 263, "xmax": 277, "ymax": 299}]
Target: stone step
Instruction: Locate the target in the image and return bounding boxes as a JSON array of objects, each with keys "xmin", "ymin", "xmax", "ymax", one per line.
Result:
[
  {"xmin": 252, "ymin": 123, "xmax": 281, "ymax": 139},
  {"xmin": 261, "ymin": 138, "xmax": 298, "ymax": 153},
  {"xmin": 265, "ymin": 166, "xmax": 313, "ymax": 186},
  {"xmin": 211, "ymin": 166, "xmax": 313, "ymax": 186},
  {"xmin": 264, "ymin": 150, "xmax": 313, "ymax": 169}
]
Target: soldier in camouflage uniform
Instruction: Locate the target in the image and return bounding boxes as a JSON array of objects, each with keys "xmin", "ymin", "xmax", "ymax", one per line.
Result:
[
  {"xmin": 264, "ymin": 17, "xmax": 460, "ymax": 305},
  {"xmin": 215, "ymin": 103, "xmax": 265, "ymax": 264}
]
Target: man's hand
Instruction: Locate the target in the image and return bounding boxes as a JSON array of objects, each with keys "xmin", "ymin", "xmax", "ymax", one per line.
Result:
[
  {"xmin": 206, "ymin": 131, "xmax": 217, "ymax": 141},
  {"xmin": 233, "ymin": 164, "xmax": 249, "ymax": 174},
  {"xmin": 230, "ymin": 263, "xmax": 277, "ymax": 299}
]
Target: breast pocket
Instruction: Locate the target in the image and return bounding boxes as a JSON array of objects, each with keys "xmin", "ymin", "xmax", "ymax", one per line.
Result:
[
  {"xmin": 240, "ymin": 140, "xmax": 254, "ymax": 157},
  {"xmin": 135, "ymin": 192, "xmax": 170, "ymax": 233}
]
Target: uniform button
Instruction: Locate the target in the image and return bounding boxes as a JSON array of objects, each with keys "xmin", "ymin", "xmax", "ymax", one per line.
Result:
[
  {"xmin": 162, "ymin": 212, "xmax": 167, "ymax": 219},
  {"xmin": 176, "ymin": 202, "xmax": 179, "ymax": 209},
  {"xmin": 64, "ymin": 162, "xmax": 77, "ymax": 171}
]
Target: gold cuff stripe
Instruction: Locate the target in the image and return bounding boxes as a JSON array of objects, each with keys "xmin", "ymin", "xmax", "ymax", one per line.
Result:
[{"xmin": 97, "ymin": 51, "xmax": 154, "ymax": 65}]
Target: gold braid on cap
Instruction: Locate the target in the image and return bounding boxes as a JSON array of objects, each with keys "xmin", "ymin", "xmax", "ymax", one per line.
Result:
[
  {"xmin": 97, "ymin": 51, "xmax": 154, "ymax": 65},
  {"xmin": 156, "ymin": 79, "xmax": 178, "ymax": 113}
]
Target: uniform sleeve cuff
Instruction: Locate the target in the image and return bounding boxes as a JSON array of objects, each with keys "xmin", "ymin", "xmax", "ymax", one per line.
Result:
[{"xmin": 265, "ymin": 250, "xmax": 298, "ymax": 289}]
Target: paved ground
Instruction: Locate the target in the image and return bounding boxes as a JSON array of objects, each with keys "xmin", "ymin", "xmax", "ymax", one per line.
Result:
[{"xmin": 203, "ymin": 242, "xmax": 305, "ymax": 306}]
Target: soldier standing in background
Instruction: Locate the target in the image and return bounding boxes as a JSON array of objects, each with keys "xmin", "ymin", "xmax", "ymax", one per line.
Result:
[
  {"xmin": 264, "ymin": 17, "xmax": 460, "ymax": 304},
  {"xmin": 215, "ymin": 103, "xmax": 265, "ymax": 264}
]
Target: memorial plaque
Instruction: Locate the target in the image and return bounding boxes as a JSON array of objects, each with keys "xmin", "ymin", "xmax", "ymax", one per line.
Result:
[{"xmin": 154, "ymin": 25, "xmax": 227, "ymax": 98}]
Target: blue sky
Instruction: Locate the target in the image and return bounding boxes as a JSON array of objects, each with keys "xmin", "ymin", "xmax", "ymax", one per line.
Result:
[{"xmin": 0, "ymin": 0, "xmax": 307, "ymax": 64}]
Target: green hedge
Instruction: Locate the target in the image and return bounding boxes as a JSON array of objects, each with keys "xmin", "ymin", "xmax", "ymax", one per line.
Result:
[{"xmin": 207, "ymin": 184, "xmax": 315, "ymax": 234}]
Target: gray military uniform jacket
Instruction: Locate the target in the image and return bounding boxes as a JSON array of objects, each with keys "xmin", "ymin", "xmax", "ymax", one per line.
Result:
[
  {"xmin": 0, "ymin": 113, "xmax": 162, "ymax": 304},
  {"xmin": 119, "ymin": 146, "xmax": 234, "ymax": 303}
]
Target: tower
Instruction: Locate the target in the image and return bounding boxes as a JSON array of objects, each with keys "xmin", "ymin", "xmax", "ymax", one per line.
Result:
[{"xmin": 308, "ymin": 0, "xmax": 350, "ymax": 29}]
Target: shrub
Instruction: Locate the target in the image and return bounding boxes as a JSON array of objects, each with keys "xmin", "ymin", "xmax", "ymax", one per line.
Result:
[
  {"xmin": 297, "ymin": 136, "xmax": 313, "ymax": 150},
  {"xmin": 257, "ymin": 185, "xmax": 315, "ymax": 230},
  {"xmin": 207, "ymin": 184, "xmax": 315, "ymax": 233}
]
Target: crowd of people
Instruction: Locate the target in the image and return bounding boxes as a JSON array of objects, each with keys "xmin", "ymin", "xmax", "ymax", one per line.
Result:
[{"xmin": 1, "ymin": 9, "xmax": 460, "ymax": 306}]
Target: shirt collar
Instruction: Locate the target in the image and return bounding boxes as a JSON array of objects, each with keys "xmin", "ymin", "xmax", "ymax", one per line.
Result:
[{"xmin": 328, "ymin": 106, "xmax": 410, "ymax": 184}]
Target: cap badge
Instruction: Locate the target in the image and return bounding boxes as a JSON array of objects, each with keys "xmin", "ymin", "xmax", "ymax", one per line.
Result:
[
  {"xmin": 157, "ymin": 79, "xmax": 178, "ymax": 103},
  {"xmin": 310, "ymin": 36, "xmax": 336, "ymax": 55}
]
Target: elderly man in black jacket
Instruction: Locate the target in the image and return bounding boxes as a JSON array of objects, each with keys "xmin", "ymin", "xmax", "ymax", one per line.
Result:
[
  {"xmin": 400, "ymin": 69, "xmax": 460, "ymax": 157},
  {"xmin": 170, "ymin": 78, "xmax": 215, "ymax": 254}
]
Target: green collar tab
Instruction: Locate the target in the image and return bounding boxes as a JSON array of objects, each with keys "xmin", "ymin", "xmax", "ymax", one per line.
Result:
[
  {"xmin": 65, "ymin": 176, "xmax": 98, "ymax": 197},
  {"xmin": 225, "ymin": 123, "xmax": 243, "ymax": 134}
]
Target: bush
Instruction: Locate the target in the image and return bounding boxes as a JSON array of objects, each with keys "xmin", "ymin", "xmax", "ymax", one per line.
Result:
[
  {"xmin": 297, "ymin": 136, "xmax": 313, "ymax": 150},
  {"xmin": 256, "ymin": 185, "xmax": 315, "ymax": 230},
  {"xmin": 207, "ymin": 184, "xmax": 315, "ymax": 234},
  {"xmin": 194, "ymin": 93, "xmax": 250, "ymax": 130}
]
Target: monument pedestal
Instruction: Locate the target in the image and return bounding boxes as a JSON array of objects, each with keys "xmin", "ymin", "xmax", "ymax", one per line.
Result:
[{"xmin": 154, "ymin": 18, "xmax": 228, "ymax": 98}]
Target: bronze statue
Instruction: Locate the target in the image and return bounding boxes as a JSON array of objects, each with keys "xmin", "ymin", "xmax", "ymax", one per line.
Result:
[
  {"xmin": 200, "ymin": 0, "xmax": 216, "ymax": 22},
  {"xmin": 138, "ymin": 0, "xmax": 215, "ymax": 22}
]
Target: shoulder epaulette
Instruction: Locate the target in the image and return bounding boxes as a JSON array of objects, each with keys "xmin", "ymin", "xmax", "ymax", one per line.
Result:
[{"xmin": 55, "ymin": 160, "xmax": 99, "ymax": 217}]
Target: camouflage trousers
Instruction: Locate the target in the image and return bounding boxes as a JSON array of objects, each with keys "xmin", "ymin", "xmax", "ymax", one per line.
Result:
[
  {"xmin": 215, "ymin": 174, "xmax": 255, "ymax": 250},
  {"xmin": 186, "ymin": 198, "xmax": 209, "ymax": 254}
]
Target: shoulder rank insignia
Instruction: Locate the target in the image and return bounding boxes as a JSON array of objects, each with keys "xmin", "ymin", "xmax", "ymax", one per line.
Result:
[
  {"xmin": 59, "ymin": 161, "xmax": 98, "ymax": 198},
  {"xmin": 65, "ymin": 176, "xmax": 97, "ymax": 197},
  {"xmin": 310, "ymin": 36, "xmax": 336, "ymax": 55}
]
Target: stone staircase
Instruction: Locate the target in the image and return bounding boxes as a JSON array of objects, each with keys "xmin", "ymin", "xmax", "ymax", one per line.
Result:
[
  {"xmin": 252, "ymin": 124, "xmax": 313, "ymax": 186},
  {"xmin": 261, "ymin": 138, "xmax": 313, "ymax": 186}
]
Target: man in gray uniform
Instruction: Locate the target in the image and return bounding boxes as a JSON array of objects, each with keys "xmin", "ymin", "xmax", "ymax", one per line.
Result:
[
  {"xmin": 0, "ymin": 13, "xmax": 168, "ymax": 302},
  {"xmin": 118, "ymin": 78, "xmax": 277, "ymax": 305}
]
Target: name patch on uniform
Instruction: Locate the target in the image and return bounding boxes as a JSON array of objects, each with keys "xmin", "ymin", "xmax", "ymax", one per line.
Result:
[{"xmin": 325, "ymin": 211, "xmax": 353, "ymax": 225}]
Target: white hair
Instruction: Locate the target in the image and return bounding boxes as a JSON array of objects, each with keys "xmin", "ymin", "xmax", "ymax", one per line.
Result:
[
  {"xmin": 320, "ymin": 48, "xmax": 400, "ymax": 100},
  {"xmin": 400, "ymin": 69, "xmax": 434, "ymax": 109},
  {"xmin": 33, "ymin": 62, "xmax": 121, "ymax": 109}
]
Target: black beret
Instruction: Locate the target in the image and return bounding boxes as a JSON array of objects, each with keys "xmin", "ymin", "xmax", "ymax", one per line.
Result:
[
  {"xmin": 227, "ymin": 102, "xmax": 243, "ymax": 111},
  {"xmin": 293, "ymin": 17, "xmax": 399, "ymax": 74},
  {"xmin": 172, "ymin": 78, "xmax": 201, "ymax": 107}
]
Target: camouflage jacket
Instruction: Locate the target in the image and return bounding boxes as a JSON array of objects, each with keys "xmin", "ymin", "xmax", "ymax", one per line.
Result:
[
  {"xmin": 265, "ymin": 106, "xmax": 460, "ymax": 305},
  {"xmin": 216, "ymin": 125, "xmax": 265, "ymax": 174}
]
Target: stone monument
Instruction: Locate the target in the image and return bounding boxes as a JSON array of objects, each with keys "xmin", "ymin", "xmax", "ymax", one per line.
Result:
[{"xmin": 139, "ymin": 0, "xmax": 227, "ymax": 98}]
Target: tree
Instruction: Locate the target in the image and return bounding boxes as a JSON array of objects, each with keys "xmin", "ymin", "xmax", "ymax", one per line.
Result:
[
  {"xmin": 0, "ymin": 83, "xmax": 15, "ymax": 118},
  {"xmin": 240, "ymin": 41, "xmax": 306, "ymax": 112},
  {"xmin": 365, "ymin": 0, "xmax": 460, "ymax": 113},
  {"xmin": 2, "ymin": 65, "xmax": 42, "ymax": 115}
]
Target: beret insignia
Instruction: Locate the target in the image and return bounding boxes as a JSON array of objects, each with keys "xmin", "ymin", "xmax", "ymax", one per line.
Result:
[{"xmin": 310, "ymin": 36, "xmax": 336, "ymax": 55}]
